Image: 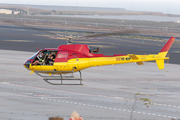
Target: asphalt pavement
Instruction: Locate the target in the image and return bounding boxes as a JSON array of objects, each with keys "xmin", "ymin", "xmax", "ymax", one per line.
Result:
[
  {"xmin": 0, "ymin": 24, "xmax": 180, "ymax": 64},
  {"xmin": 0, "ymin": 24, "xmax": 180, "ymax": 120}
]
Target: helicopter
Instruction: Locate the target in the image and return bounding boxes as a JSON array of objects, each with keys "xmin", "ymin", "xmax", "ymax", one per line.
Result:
[
  {"xmin": 23, "ymin": 35, "xmax": 175, "ymax": 85},
  {"xmin": 4, "ymin": 20, "xmax": 175, "ymax": 85}
]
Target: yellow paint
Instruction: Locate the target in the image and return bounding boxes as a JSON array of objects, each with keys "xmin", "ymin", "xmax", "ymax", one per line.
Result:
[
  {"xmin": 156, "ymin": 59, "xmax": 164, "ymax": 70},
  {"xmin": 29, "ymin": 71, "xmax": 34, "ymax": 74},
  {"xmin": 158, "ymin": 51, "xmax": 168, "ymax": 57},
  {"xmin": 25, "ymin": 51, "xmax": 170, "ymax": 74},
  {"xmin": 129, "ymin": 54, "xmax": 138, "ymax": 60},
  {"xmin": 54, "ymin": 62, "xmax": 67, "ymax": 66}
]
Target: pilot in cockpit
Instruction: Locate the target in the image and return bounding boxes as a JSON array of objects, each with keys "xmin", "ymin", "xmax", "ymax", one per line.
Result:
[{"xmin": 32, "ymin": 51, "xmax": 45, "ymax": 65}]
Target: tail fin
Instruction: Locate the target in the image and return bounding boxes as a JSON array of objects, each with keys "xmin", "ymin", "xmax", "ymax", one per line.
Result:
[
  {"xmin": 156, "ymin": 60, "xmax": 164, "ymax": 70},
  {"xmin": 156, "ymin": 37, "xmax": 175, "ymax": 70},
  {"xmin": 158, "ymin": 37, "xmax": 175, "ymax": 57}
]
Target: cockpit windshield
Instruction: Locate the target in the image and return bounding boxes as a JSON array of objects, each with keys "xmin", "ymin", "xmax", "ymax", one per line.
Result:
[
  {"xmin": 30, "ymin": 50, "xmax": 58, "ymax": 66},
  {"xmin": 29, "ymin": 51, "xmax": 39, "ymax": 60}
]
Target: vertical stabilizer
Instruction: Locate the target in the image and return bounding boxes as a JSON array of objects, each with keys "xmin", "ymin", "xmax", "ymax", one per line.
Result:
[
  {"xmin": 158, "ymin": 37, "xmax": 175, "ymax": 57},
  {"xmin": 156, "ymin": 37, "xmax": 175, "ymax": 70},
  {"xmin": 156, "ymin": 59, "xmax": 164, "ymax": 70}
]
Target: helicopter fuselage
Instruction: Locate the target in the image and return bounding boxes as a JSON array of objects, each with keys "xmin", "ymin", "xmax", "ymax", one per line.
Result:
[{"xmin": 24, "ymin": 37, "xmax": 175, "ymax": 75}]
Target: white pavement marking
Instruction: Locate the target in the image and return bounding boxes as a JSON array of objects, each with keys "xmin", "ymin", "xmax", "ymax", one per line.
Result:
[
  {"xmin": 2, "ymin": 82, "xmax": 180, "ymax": 110},
  {"xmin": 153, "ymin": 102, "xmax": 180, "ymax": 108},
  {"xmin": 1, "ymin": 82, "xmax": 180, "ymax": 119},
  {"xmin": 1, "ymin": 88, "xmax": 180, "ymax": 119}
]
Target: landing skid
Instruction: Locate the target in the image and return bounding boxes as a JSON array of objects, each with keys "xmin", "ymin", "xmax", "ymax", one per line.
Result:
[{"xmin": 34, "ymin": 71, "xmax": 83, "ymax": 85}]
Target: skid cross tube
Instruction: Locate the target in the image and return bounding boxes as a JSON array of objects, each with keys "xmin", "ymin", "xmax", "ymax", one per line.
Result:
[{"xmin": 34, "ymin": 70, "xmax": 83, "ymax": 85}]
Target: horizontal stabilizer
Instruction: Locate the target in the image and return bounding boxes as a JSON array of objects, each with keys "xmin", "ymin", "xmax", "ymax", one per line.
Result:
[
  {"xmin": 129, "ymin": 54, "xmax": 139, "ymax": 60},
  {"xmin": 136, "ymin": 62, "xmax": 144, "ymax": 65}
]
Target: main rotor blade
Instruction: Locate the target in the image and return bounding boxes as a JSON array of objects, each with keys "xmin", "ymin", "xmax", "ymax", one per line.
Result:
[
  {"xmin": 3, "ymin": 20, "xmax": 57, "ymax": 36},
  {"xmin": 3, "ymin": 20, "xmax": 139, "ymax": 41},
  {"xmin": 84, "ymin": 30, "xmax": 139, "ymax": 38}
]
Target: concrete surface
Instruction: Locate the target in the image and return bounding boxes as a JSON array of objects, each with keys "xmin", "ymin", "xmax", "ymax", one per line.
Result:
[{"xmin": 0, "ymin": 49, "xmax": 180, "ymax": 120}]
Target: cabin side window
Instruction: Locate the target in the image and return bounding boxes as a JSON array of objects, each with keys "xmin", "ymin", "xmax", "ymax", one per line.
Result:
[
  {"xmin": 55, "ymin": 51, "xmax": 69, "ymax": 62},
  {"xmin": 57, "ymin": 51, "xmax": 69, "ymax": 59}
]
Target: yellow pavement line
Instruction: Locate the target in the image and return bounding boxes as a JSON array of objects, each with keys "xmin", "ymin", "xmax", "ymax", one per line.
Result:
[
  {"xmin": 89, "ymin": 45, "xmax": 112, "ymax": 48},
  {"xmin": 2, "ymin": 40, "xmax": 33, "ymax": 42},
  {"xmin": 32, "ymin": 34, "xmax": 50, "ymax": 37}
]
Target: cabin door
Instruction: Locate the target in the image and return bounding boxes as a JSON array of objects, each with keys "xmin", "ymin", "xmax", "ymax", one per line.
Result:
[{"xmin": 54, "ymin": 51, "xmax": 69, "ymax": 67}]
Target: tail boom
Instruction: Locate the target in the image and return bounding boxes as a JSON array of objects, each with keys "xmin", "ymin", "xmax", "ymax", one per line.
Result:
[{"xmin": 89, "ymin": 37, "xmax": 175, "ymax": 70}]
